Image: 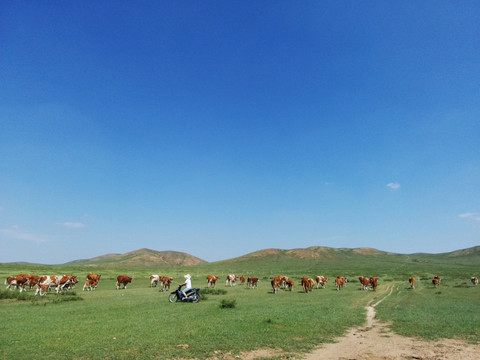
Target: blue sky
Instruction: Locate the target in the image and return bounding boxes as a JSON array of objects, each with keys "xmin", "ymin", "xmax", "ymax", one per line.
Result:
[{"xmin": 1, "ymin": 2, "xmax": 479, "ymax": 264}]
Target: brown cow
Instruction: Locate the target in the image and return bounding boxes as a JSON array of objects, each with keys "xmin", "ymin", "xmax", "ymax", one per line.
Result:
[
  {"xmin": 247, "ymin": 277, "xmax": 259, "ymax": 289},
  {"xmin": 409, "ymin": 277, "xmax": 416, "ymax": 289},
  {"xmin": 162, "ymin": 277, "xmax": 172, "ymax": 291},
  {"xmin": 83, "ymin": 278, "xmax": 98, "ymax": 291},
  {"xmin": 271, "ymin": 277, "xmax": 281, "ymax": 294},
  {"xmin": 25, "ymin": 275, "xmax": 41, "ymax": 289},
  {"xmin": 432, "ymin": 275, "xmax": 441, "ymax": 288},
  {"xmin": 471, "ymin": 277, "xmax": 479, "ymax": 287},
  {"xmin": 285, "ymin": 279, "xmax": 294, "ymax": 291},
  {"xmin": 87, "ymin": 274, "xmax": 101, "ymax": 282},
  {"xmin": 206, "ymin": 275, "xmax": 219, "ymax": 288},
  {"xmin": 5, "ymin": 276, "xmax": 18, "ymax": 290},
  {"xmin": 301, "ymin": 277, "xmax": 313, "ymax": 293},
  {"xmin": 116, "ymin": 275, "xmax": 132, "ymax": 289},
  {"xmin": 239, "ymin": 275, "xmax": 246, "ymax": 285},
  {"xmin": 361, "ymin": 277, "xmax": 372, "ymax": 290},
  {"xmin": 335, "ymin": 277, "xmax": 345, "ymax": 291},
  {"xmin": 370, "ymin": 277, "xmax": 378, "ymax": 291}
]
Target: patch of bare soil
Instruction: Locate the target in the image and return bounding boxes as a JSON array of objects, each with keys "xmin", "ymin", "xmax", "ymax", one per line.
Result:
[{"xmin": 303, "ymin": 285, "xmax": 480, "ymax": 360}]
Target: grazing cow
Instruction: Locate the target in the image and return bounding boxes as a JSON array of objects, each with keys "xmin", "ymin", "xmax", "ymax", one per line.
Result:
[
  {"xmin": 285, "ymin": 279, "xmax": 294, "ymax": 291},
  {"xmin": 271, "ymin": 277, "xmax": 281, "ymax": 294},
  {"xmin": 315, "ymin": 276, "xmax": 328, "ymax": 289},
  {"xmin": 226, "ymin": 274, "xmax": 238, "ymax": 287},
  {"xmin": 409, "ymin": 277, "xmax": 416, "ymax": 289},
  {"xmin": 240, "ymin": 275, "xmax": 246, "ymax": 285},
  {"xmin": 206, "ymin": 275, "xmax": 219, "ymax": 288},
  {"xmin": 337, "ymin": 276, "xmax": 348, "ymax": 287},
  {"xmin": 301, "ymin": 277, "xmax": 313, "ymax": 293},
  {"xmin": 57, "ymin": 275, "xmax": 78, "ymax": 292},
  {"xmin": 370, "ymin": 277, "xmax": 378, "ymax": 291},
  {"xmin": 281, "ymin": 276, "xmax": 290, "ymax": 289},
  {"xmin": 116, "ymin": 275, "xmax": 132, "ymax": 290},
  {"xmin": 247, "ymin": 277, "xmax": 259, "ymax": 289},
  {"xmin": 471, "ymin": 277, "xmax": 479, "ymax": 287},
  {"xmin": 162, "ymin": 277, "xmax": 173, "ymax": 291},
  {"xmin": 150, "ymin": 275, "xmax": 163, "ymax": 288},
  {"xmin": 83, "ymin": 278, "xmax": 98, "ymax": 291},
  {"xmin": 335, "ymin": 277, "xmax": 345, "ymax": 291},
  {"xmin": 359, "ymin": 276, "xmax": 372, "ymax": 290},
  {"xmin": 432, "ymin": 275, "xmax": 441, "ymax": 288}
]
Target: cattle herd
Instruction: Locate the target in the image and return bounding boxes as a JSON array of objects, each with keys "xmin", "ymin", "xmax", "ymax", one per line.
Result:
[{"xmin": 3, "ymin": 272, "xmax": 479, "ymax": 295}]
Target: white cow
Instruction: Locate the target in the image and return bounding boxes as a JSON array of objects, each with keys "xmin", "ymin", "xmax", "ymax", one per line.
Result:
[
  {"xmin": 225, "ymin": 274, "xmax": 238, "ymax": 286},
  {"xmin": 150, "ymin": 275, "xmax": 163, "ymax": 288}
]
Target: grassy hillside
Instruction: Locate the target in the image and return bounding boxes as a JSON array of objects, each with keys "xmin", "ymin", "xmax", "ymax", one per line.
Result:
[
  {"xmin": 65, "ymin": 248, "xmax": 207, "ymax": 267},
  {"xmin": 0, "ymin": 246, "xmax": 479, "ymax": 359}
]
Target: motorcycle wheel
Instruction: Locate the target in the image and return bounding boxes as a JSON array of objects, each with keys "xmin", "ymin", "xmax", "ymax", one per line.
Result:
[
  {"xmin": 191, "ymin": 293, "xmax": 200, "ymax": 303},
  {"xmin": 168, "ymin": 293, "xmax": 177, "ymax": 303}
]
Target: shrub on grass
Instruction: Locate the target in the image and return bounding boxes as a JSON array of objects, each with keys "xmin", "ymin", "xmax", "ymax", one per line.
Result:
[
  {"xmin": 219, "ymin": 299, "xmax": 236, "ymax": 309},
  {"xmin": 202, "ymin": 288, "xmax": 227, "ymax": 295}
]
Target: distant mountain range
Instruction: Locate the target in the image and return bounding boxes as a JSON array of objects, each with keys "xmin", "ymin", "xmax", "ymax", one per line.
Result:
[{"xmin": 62, "ymin": 245, "xmax": 480, "ymax": 268}]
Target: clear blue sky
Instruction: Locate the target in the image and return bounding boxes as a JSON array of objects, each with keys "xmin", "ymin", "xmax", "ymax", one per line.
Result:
[{"xmin": 1, "ymin": 2, "xmax": 479, "ymax": 264}]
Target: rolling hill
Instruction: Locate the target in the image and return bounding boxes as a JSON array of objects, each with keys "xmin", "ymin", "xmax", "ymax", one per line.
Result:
[
  {"xmin": 5, "ymin": 245, "xmax": 479, "ymax": 268},
  {"xmin": 65, "ymin": 248, "xmax": 207, "ymax": 267}
]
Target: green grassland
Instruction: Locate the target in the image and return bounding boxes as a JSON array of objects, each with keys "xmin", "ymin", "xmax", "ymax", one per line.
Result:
[{"xmin": 0, "ymin": 249, "xmax": 479, "ymax": 359}]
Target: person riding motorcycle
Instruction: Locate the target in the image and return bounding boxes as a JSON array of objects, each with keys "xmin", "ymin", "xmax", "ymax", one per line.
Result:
[{"xmin": 179, "ymin": 274, "xmax": 192, "ymax": 299}]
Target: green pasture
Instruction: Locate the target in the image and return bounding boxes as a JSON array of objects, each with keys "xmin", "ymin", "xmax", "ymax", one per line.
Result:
[{"xmin": 0, "ymin": 256, "xmax": 479, "ymax": 359}]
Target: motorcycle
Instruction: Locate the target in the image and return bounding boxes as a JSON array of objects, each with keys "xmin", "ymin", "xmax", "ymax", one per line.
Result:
[{"xmin": 168, "ymin": 285, "xmax": 201, "ymax": 303}]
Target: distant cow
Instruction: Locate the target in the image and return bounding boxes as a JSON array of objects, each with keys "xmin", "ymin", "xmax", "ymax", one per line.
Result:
[
  {"xmin": 315, "ymin": 276, "xmax": 328, "ymax": 289},
  {"xmin": 239, "ymin": 275, "xmax": 246, "ymax": 285},
  {"xmin": 247, "ymin": 277, "xmax": 259, "ymax": 289},
  {"xmin": 83, "ymin": 278, "xmax": 98, "ymax": 291},
  {"xmin": 87, "ymin": 274, "xmax": 101, "ymax": 282},
  {"xmin": 409, "ymin": 277, "xmax": 416, "ymax": 289},
  {"xmin": 432, "ymin": 275, "xmax": 441, "ymax": 288},
  {"xmin": 271, "ymin": 277, "xmax": 281, "ymax": 294},
  {"xmin": 226, "ymin": 274, "xmax": 238, "ymax": 287},
  {"xmin": 335, "ymin": 277, "xmax": 345, "ymax": 291},
  {"xmin": 301, "ymin": 277, "xmax": 313, "ymax": 293},
  {"xmin": 285, "ymin": 279, "xmax": 294, "ymax": 291},
  {"xmin": 150, "ymin": 275, "xmax": 163, "ymax": 288},
  {"xmin": 206, "ymin": 275, "xmax": 219, "ymax": 288},
  {"xmin": 116, "ymin": 275, "xmax": 132, "ymax": 290},
  {"xmin": 162, "ymin": 277, "xmax": 173, "ymax": 291},
  {"xmin": 5, "ymin": 277, "xmax": 18, "ymax": 290},
  {"xmin": 25, "ymin": 275, "xmax": 41, "ymax": 289},
  {"xmin": 471, "ymin": 277, "xmax": 479, "ymax": 287},
  {"xmin": 35, "ymin": 275, "xmax": 74, "ymax": 295}
]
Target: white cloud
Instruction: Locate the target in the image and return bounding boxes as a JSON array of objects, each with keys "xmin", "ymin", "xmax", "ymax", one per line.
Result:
[
  {"xmin": 62, "ymin": 222, "xmax": 85, "ymax": 228},
  {"xmin": 458, "ymin": 213, "xmax": 480, "ymax": 222},
  {"xmin": 386, "ymin": 182, "xmax": 401, "ymax": 190},
  {"xmin": 0, "ymin": 227, "xmax": 46, "ymax": 243}
]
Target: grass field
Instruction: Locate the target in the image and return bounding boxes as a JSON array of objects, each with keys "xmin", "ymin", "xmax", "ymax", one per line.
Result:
[{"xmin": 0, "ymin": 252, "xmax": 479, "ymax": 359}]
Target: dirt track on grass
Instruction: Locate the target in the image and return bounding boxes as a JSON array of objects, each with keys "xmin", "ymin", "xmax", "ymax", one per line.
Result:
[
  {"xmin": 301, "ymin": 284, "xmax": 480, "ymax": 360},
  {"xmin": 201, "ymin": 284, "xmax": 480, "ymax": 360}
]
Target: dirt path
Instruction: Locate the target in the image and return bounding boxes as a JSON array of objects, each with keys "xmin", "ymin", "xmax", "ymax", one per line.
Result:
[{"xmin": 302, "ymin": 284, "xmax": 480, "ymax": 360}]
